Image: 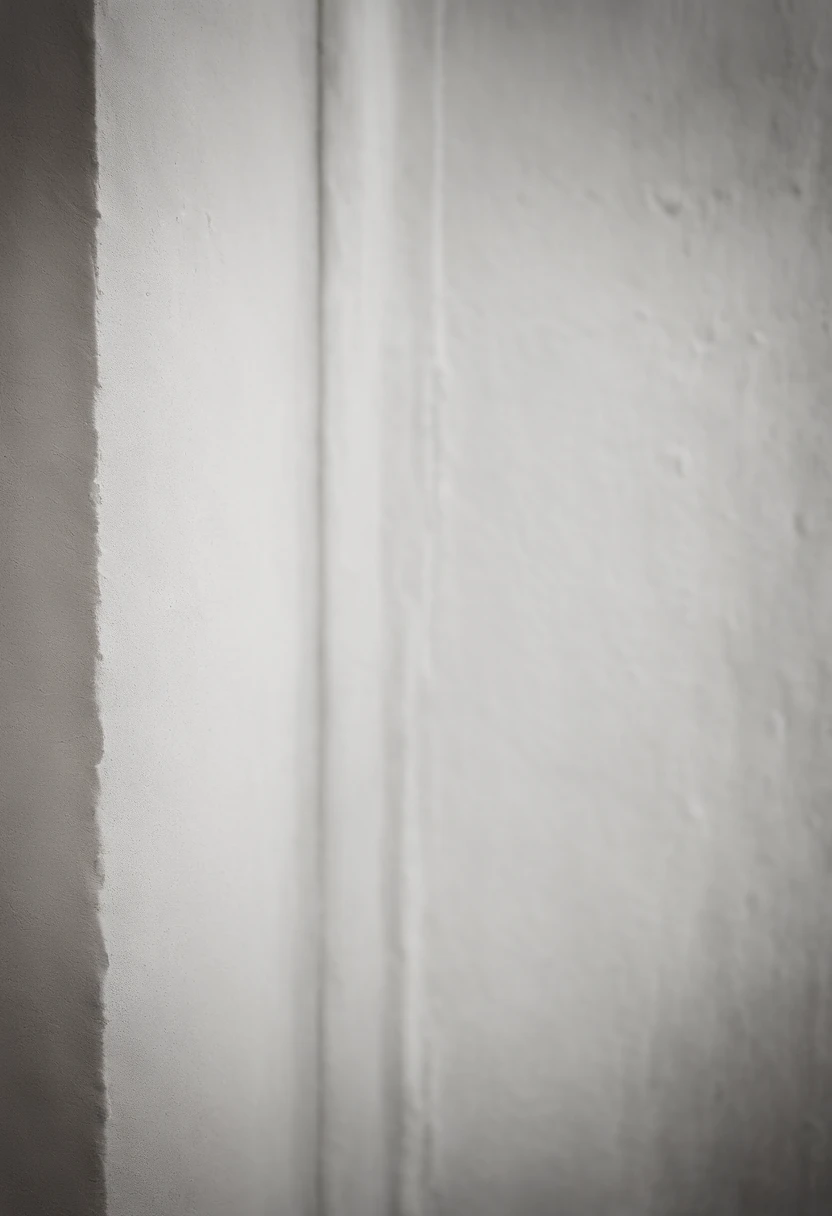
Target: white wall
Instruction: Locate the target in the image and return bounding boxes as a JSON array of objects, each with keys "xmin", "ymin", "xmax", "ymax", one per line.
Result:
[
  {"xmin": 16, "ymin": 0, "xmax": 831, "ymax": 1212},
  {"xmin": 95, "ymin": 3, "xmax": 319, "ymax": 1213},
  {"xmin": 313, "ymin": 2, "xmax": 832, "ymax": 1214},
  {"xmin": 390, "ymin": 2, "xmax": 832, "ymax": 1213}
]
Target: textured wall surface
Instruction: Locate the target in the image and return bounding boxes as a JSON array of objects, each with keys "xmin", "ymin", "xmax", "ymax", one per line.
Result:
[
  {"xmin": 392, "ymin": 1, "xmax": 832, "ymax": 1213},
  {"xmin": 95, "ymin": 2, "xmax": 319, "ymax": 1213},
  {"xmin": 316, "ymin": 3, "xmax": 832, "ymax": 1215},
  {"xmin": 0, "ymin": 3, "xmax": 105, "ymax": 1213},
  {"xmin": 7, "ymin": 2, "xmax": 832, "ymax": 1213}
]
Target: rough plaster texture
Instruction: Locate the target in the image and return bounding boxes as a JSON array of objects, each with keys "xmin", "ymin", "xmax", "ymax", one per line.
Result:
[
  {"xmin": 394, "ymin": 1, "xmax": 832, "ymax": 1213},
  {"xmin": 95, "ymin": 2, "xmax": 319, "ymax": 1213},
  {"xmin": 0, "ymin": 3, "xmax": 106, "ymax": 1213}
]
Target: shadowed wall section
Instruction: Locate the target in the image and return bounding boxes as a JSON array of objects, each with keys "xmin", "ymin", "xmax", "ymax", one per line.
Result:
[{"xmin": 0, "ymin": 2, "xmax": 106, "ymax": 1214}]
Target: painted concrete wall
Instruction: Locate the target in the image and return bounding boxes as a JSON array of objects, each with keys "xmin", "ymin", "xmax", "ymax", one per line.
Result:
[
  {"xmin": 0, "ymin": 3, "xmax": 105, "ymax": 1213},
  {"xmin": 7, "ymin": 2, "xmax": 832, "ymax": 1213},
  {"xmin": 95, "ymin": 2, "xmax": 319, "ymax": 1214},
  {"xmin": 389, "ymin": 2, "xmax": 832, "ymax": 1213}
]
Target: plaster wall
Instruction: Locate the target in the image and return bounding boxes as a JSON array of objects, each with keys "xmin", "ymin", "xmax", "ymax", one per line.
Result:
[
  {"xmin": 95, "ymin": 3, "xmax": 319, "ymax": 1213},
  {"xmin": 6, "ymin": 2, "xmax": 832, "ymax": 1214},
  {"xmin": 398, "ymin": 3, "xmax": 832, "ymax": 1213}
]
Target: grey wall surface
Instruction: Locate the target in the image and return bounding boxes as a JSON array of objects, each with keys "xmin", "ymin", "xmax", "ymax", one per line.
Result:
[
  {"xmin": 7, "ymin": 2, "xmax": 832, "ymax": 1214},
  {"xmin": 393, "ymin": 2, "xmax": 832, "ymax": 1213},
  {"xmin": 0, "ymin": 3, "xmax": 105, "ymax": 1214}
]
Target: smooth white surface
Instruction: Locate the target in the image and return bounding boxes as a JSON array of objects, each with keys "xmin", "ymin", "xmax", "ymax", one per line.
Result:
[{"xmin": 95, "ymin": 3, "xmax": 319, "ymax": 1212}]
